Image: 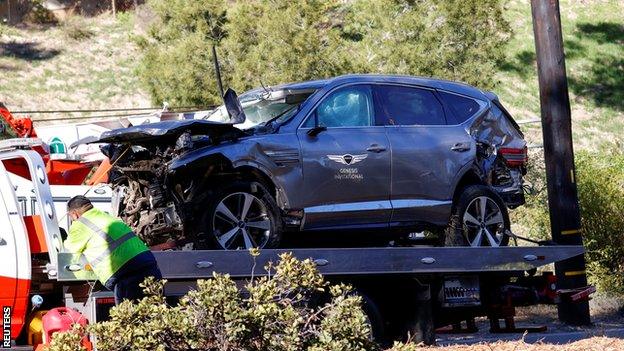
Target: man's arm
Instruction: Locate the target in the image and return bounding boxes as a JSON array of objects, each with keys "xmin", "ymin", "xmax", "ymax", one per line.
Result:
[{"xmin": 63, "ymin": 223, "xmax": 88, "ymax": 253}]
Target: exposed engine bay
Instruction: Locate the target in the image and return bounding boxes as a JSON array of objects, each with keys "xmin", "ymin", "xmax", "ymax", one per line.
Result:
[
  {"xmin": 108, "ymin": 146, "xmax": 183, "ymax": 247},
  {"xmin": 102, "ymin": 120, "xmax": 246, "ymax": 248}
]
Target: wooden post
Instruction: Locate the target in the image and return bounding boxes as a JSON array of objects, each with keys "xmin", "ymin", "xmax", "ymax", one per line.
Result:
[
  {"xmin": 112, "ymin": 0, "xmax": 116, "ymax": 16},
  {"xmin": 530, "ymin": 0, "xmax": 591, "ymax": 325}
]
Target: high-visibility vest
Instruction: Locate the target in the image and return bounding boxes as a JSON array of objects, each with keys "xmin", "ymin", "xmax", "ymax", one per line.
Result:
[{"xmin": 64, "ymin": 208, "xmax": 149, "ymax": 284}]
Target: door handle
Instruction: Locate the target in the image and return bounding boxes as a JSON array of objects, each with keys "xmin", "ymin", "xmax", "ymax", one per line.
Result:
[
  {"xmin": 451, "ymin": 142, "xmax": 471, "ymax": 152},
  {"xmin": 366, "ymin": 144, "xmax": 387, "ymax": 153},
  {"xmin": 307, "ymin": 126, "xmax": 327, "ymax": 137}
]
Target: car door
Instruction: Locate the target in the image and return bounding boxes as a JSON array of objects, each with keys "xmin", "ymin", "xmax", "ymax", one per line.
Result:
[
  {"xmin": 375, "ymin": 84, "xmax": 475, "ymax": 225},
  {"xmin": 297, "ymin": 84, "xmax": 392, "ymax": 229}
]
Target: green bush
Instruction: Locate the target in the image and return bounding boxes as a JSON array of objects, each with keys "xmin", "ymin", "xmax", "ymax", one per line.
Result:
[
  {"xmin": 341, "ymin": 0, "xmax": 511, "ymax": 90},
  {"xmin": 43, "ymin": 324, "xmax": 86, "ymax": 351},
  {"xmin": 135, "ymin": 0, "xmax": 230, "ymax": 106},
  {"xmin": 576, "ymin": 151, "xmax": 624, "ymax": 294},
  {"xmin": 137, "ymin": 0, "xmax": 511, "ymax": 106},
  {"xmin": 47, "ymin": 253, "xmax": 378, "ymax": 351},
  {"xmin": 510, "ymin": 149, "xmax": 551, "ymax": 241},
  {"xmin": 26, "ymin": 0, "xmax": 57, "ymax": 24},
  {"xmin": 513, "ymin": 150, "xmax": 624, "ymax": 294},
  {"xmin": 221, "ymin": 0, "xmax": 350, "ymax": 94}
]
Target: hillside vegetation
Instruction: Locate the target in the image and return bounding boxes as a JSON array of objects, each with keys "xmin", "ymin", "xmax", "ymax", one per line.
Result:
[
  {"xmin": 0, "ymin": 0, "xmax": 621, "ymax": 149},
  {"xmin": 498, "ymin": 0, "xmax": 624, "ymax": 150},
  {"xmin": 137, "ymin": 0, "xmax": 510, "ymax": 107}
]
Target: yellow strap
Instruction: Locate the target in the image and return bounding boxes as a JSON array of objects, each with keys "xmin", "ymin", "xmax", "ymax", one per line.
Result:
[{"xmin": 564, "ymin": 270, "xmax": 586, "ymax": 277}]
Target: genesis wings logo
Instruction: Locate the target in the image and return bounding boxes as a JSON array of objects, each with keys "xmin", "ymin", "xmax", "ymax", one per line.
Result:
[{"xmin": 327, "ymin": 154, "xmax": 367, "ymax": 165}]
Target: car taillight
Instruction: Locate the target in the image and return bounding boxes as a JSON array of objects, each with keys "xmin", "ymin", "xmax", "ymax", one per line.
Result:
[{"xmin": 498, "ymin": 146, "xmax": 528, "ymax": 167}]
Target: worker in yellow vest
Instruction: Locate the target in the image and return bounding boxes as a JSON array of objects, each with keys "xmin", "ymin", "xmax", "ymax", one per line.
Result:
[{"xmin": 63, "ymin": 196, "xmax": 162, "ymax": 304}]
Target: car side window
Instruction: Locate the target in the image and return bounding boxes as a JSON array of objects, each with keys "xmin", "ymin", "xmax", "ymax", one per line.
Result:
[
  {"xmin": 306, "ymin": 85, "xmax": 374, "ymax": 128},
  {"xmin": 376, "ymin": 85, "xmax": 446, "ymax": 126},
  {"xmin": 438, "ymin": 91, "xmax": 481, "ymax": 124}
]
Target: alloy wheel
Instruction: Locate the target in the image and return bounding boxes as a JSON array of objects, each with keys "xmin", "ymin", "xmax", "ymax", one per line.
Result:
[
  {"xmin": 462, "ymin": 196, "xmax": 506, "ymax": 247},
  {"xmin": 212, "ymin": 192, "xmax": 272, "ymax": 249}
]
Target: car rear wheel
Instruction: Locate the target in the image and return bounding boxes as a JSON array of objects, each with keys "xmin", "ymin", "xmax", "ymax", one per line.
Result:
[
  {"xmin": 198, "ymin": 181, "xmax": 282, "ymax": 250},
  {"xmin": 444, "ymin": 185, "xmax": 510, "ymax": 247}
]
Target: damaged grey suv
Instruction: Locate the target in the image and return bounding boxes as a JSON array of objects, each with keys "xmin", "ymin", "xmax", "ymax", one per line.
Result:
[{"xmin": 97, "ymin": 75, "xmax": 527, "ymax": 250}]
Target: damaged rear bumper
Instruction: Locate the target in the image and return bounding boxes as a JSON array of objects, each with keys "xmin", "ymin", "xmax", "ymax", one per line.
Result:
[{"xmin": 496, "ymin": 188, "xmax": 525, "ymax": 209}]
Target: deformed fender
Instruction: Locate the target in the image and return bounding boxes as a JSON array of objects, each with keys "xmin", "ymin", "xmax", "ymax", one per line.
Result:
[
  {"xmin": 168, "ymin": 141, "xmax": 240, "ymax": 172},
  {"xmin": 468, "ymin": 98, "xmax": 525, "ymax": 150},
  {"xmin": 167, "ymin": 138, "xmax": 300, "ymax": 209},
  {"xmin": 449, "ymin": 160, "xmax": 485, "ymax": 196},
  {"xmin": 229, "ymin": 158, "xmax": 290, "ymax": 208}
]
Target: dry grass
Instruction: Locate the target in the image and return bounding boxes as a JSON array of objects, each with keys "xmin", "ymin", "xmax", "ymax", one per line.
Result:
[
  {"xmin": 515, "ymin": 294, "xmax": 624, "ymax": 327},
  {"xmin": 61, "ymin": 16, "xmax": 95, "ymax": 41},
  {"xmin": 435, "ymin": 295, "xmax": 623, "ymax": 347},
  {"xmin": 498, "ymin": 0, "xmax": 624, "ymax": 151},
  {"xmin": 0, "ymin": 12, "xmax": 150, "ymax": 124},
  {"xmin": 426, "ymin": 337, "xmax": 623, "ymax": 350}
]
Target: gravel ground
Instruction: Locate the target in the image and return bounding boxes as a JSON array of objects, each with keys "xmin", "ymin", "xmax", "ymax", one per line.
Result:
[{"xmin": 436, "ymin": 294, "xmax": 624, "ymax": 346}]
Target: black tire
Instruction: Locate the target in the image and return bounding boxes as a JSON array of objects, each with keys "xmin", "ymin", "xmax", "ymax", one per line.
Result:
[
  {"xmin": 444, "ymin": 185, "xmax": 510, "ymax": 247},
  {"xmin": 359, "ymin": 292, "xmax": 386, "ymax": 343},
  {"xmin": 196, "ymin": 180, "xmax": 282, "ymax": 250}
]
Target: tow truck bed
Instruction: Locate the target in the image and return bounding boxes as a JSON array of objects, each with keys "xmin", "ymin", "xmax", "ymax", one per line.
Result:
[{"xmin": 57, "ymin": 245, "xmax": 584, "ymax": 280}]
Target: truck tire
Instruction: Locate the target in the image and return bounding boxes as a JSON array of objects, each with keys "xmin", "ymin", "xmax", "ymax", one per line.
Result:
[
  {"xmin": 444, "ymin": 185, "xmax": 510, "ymax": 247},
  {"xmin": 359, "ymin": 292, "xmax": 386, "ymax": 344},
  {"xmin": 197, "ymin": 180, "xmax": 282, "ymax": 250}
]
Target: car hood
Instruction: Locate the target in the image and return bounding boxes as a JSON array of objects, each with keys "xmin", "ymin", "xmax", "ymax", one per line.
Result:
[{"xmin": 87, "ymin": 119, "xmax": 245, "ymax": 145}]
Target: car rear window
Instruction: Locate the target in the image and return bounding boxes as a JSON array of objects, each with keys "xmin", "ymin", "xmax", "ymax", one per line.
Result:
[
  {"xmin": 377, "ymin": 85, "xmax": 446, "ymax": 126},
  {"xmin": 438, "ymin": 91, "xmax": 481, "ymax": 124}
]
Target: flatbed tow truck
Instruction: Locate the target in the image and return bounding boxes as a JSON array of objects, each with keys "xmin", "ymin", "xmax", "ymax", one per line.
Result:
[{"xmin": 1, "ymin": 138, "xmax": 592, "ymax": 348}]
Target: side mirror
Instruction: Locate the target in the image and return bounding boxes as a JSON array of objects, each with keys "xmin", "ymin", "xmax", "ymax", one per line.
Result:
[
  {"xmin": 223, "ymin": 88, "xmax": 246, "ymax": 124},
  {"xmin": 307, "ymin": 126, "xmax": 327, "ymax": 137}
]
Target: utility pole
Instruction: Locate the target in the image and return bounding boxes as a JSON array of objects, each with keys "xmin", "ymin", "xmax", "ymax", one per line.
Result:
[{"xmin": 530, "ymin": 0, "xmax": 590, "ymax": 325}]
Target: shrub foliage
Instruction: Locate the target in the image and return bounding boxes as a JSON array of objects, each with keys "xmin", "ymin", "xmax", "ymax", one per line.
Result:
[
  {"xmin": 135, "ymin": 0, "xmax": 229, "ymax": 106},
  {"xmin": 513, "ymin": 150, "xmax": 624, "ymax": 294},
  {"xmin": 341, "ymin": 0, "xmax": 511, "ymax": 87},
  {"xmin": 576, "ymin": 151, "xmax": 624, "ymax": 294},
  {"xmin": 46, "ymin": 253, "xmax": 377, "ymax": 351},
  {"xmin": 137, "ymin": 0, "xmax": 511, "ymax": 106}
]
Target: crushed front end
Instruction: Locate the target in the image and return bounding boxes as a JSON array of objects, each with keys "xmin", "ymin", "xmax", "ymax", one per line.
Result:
[{"xmin": 98, "ymin": 120, "xmax": 245, "ymax": 248}]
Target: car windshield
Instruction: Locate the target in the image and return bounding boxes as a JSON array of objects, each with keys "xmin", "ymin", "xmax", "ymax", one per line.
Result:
[{"xmin": 205, "ymin": 89, "xmax": 315, "ymax": 130}]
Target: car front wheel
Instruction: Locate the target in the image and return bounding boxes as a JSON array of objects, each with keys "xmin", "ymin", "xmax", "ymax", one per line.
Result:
[
  {"xmin": 198, "ymin": 181, "xmax": 282, "ymax": 250},
  {"xmin": 444, "ymin": 185, "xmax": 510, "ymax": 247}
]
